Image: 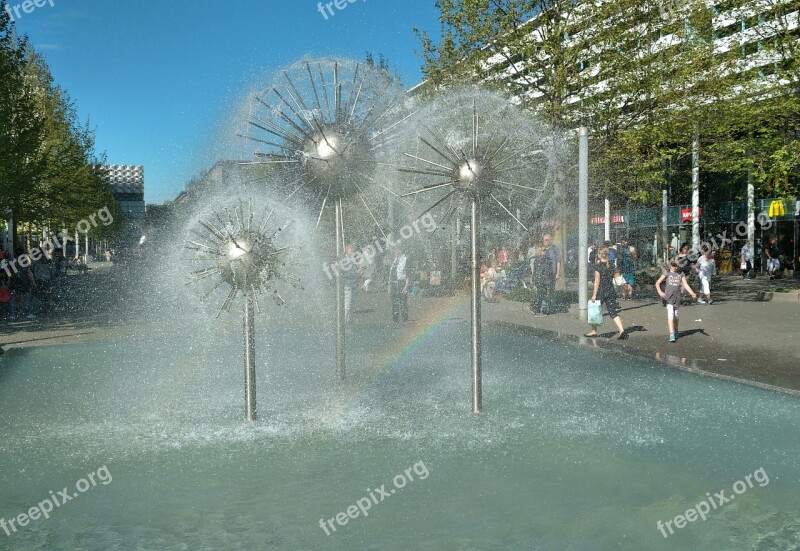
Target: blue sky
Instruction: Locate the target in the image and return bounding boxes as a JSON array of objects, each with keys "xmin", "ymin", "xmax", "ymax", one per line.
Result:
[{"xmin": 11, "ymin": 0, "xmax": 441, "ymax": 204}]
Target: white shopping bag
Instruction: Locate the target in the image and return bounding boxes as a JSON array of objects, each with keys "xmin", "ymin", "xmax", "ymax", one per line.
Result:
[{"xmin": 588, "ymin": 300, "xmax": 604, "ymax": 326}]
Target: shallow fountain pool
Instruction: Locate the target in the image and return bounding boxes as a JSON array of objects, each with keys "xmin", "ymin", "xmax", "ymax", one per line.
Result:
[{"xmin": 1, "ymin": 322, "xmax": 798, "ymax": 550}]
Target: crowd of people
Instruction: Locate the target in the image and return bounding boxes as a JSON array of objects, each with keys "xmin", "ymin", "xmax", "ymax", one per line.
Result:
[
  {"xmin": 476, "ymin": 234, "xmax": 746, "ymax": 343},
  {"xmin": 587, "ymin": 239, "xmax": 714, "ymax": 341},
  {"xmin": 0, "ymin": 246, "xmax": 89, "ymax": 320},
  {"xmin": 337, "ymin": 244, "xmax": 413, "ymax": 324},
  {"xmin": 332, "ymin": 230, "xmax": 791, "ymax": 341}
]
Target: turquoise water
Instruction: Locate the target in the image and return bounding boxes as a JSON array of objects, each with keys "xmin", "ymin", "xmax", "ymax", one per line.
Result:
[{"xmin": 1, "ymin": 323, "xmax": 798, "ymax": 550}]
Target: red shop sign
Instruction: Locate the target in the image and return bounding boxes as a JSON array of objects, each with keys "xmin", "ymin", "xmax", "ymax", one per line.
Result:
[{"xmin": 681, "ymin": 208, "xmax": 702, "ymax": 222}]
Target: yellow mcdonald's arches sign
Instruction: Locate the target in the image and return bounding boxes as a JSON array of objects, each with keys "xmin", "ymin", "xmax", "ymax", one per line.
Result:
[{"xmin": 768, "ymin": 200, "xmax": 785, "ymax": 218}]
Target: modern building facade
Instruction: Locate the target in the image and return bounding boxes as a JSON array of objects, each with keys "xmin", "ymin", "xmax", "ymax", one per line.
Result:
[
  {"xmin": 102, "ymin": 164, "xmax": 146, "ymax": 222},
  {"xmin": 480, "ymin": 0, "xmax": 798, "ymax": 118}
]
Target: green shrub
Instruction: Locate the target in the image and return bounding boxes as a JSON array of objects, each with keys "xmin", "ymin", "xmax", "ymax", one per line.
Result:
[
  {"xmin": 635, "ymin": 271, "xmax": 661, "ymax": 285},
  {"xmin": 504, "ymin": 287, "xmax": 578, "ymax": 306},
  {"xmin": 506, "ymin": 287, "xmax": 538, "ymax": 303}
]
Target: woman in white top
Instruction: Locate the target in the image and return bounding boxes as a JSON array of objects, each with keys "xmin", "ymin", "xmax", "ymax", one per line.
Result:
[
  {"xmin": 740, "ymin": 240, "xmax": 753, "ymax": 279},
  {"xmin": 694, "ymin": 250, "xmax": 715, "ymax": 304}
]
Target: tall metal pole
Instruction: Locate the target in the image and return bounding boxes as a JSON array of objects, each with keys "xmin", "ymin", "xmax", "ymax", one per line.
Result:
[
  {"xmin": 662, "ymin": 189, "xmax": 669, "ymax": 263},
  {"xmin": 747, "ymin": 173, "xmax": 755, "ymax": 246},
  {"xmin": 470, "ymin": 198, "xmax": 482, "ymax": 413},
  {"xmin": 578, "ymin": 127, "xmax": 589, "ymax": 322},
  {"xmin": 7, "ymin": 217, "xmax": 14, "ymax": 252},
  {"xmin": 691, "ymin": 131, "xmax": 701, "ymax": 251},
  {"xmin": 388, "ymin": 192, "xmax": 395, "ymax": 233},
  {"xmin": 244, "ymin": 292, "xmax": 257, "ymax": 421},
  {"xmin": 450, "ymin": 218, "xmax": 457, "ymax": 281},
  {"xmin": 335, "ymin": 199, "xmax": 346, "ymax": 380},
  {"xmin": 604, "ymin": 197, "xmax": 611, "ymax": 242}
]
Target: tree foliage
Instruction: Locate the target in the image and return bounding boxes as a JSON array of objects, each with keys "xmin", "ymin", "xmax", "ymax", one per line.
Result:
[
  {"xmin": 0, "ymin": 0, "xmax": 120, "ymax": 239},
  {"xmin": 416, "ymin": 0, "xmax": 800, "ymax": 204}
]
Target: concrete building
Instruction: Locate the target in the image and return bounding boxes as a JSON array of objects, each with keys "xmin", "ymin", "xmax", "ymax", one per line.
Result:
[
  {"xmin": 479, "ymin": 0, "xmax": 798, "ymax": 117},
  {"xmin": 102, "ymin": 164, "xmax": 145, "ymax": 222}
]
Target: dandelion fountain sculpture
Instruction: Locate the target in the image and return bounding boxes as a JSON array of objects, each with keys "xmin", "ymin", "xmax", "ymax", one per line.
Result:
[
  {"xmin": 184, "ymin": 200, "xmax": 298, "ymax": 421},
  {"xmin": 240, "ymin": 58, "xmax": 409, "ymax": 380},
  {"xmin": 396, "ymin": 89, "xmax": 555, "ymax": 412}
]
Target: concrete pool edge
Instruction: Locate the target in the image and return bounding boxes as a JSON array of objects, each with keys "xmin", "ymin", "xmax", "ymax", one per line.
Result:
[
  {"xmin": 488, "ymin": 319, "xmax": 800, "ymax": 398},
  {"xmin": 2, "ymin": 291, "xmax": 797, "ymax": 399}
]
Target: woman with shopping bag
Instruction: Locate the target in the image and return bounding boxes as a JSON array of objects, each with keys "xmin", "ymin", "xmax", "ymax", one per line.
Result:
[{"xmin": 585, "ymin": 248, "xmax": 627, "ymax": 339}]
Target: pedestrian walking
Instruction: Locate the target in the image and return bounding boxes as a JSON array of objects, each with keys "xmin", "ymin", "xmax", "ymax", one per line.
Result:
[
  {"xmin": 618, "ymin": 240, "xmax": 636, "ymax": 300},
  {"xmin": 740, "ymin": 240, "xmax": 753, "ymax": 279},
  {"xmin": 585, "ymin": 247, "xmax": 627, "ymax": 339},
  {"xmin": 655, "ymin": 260, "xmax": 698, "ymax": 342},
  {"xmin": 388, "ymin": 247, "xmax": 410, "ymax": 322},
  {"xmin": 11, "ymin": 248, "xmax": 37, "ymax": 319},
  {"xmin": 694, "ymin": 250, "xmax": 715, "ymax": 304},
  {"xmin": 764, "ymin": 236, "xmax": 780, "ymax": 279}
]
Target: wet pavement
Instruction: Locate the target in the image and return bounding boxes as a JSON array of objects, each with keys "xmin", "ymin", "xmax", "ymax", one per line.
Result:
[{"xmin": 2, "ymin": 267, "xmax": 799, "ymax": 395}]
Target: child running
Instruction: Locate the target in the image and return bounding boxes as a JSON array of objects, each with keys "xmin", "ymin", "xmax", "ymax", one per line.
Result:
[{"xmin": 655, "ymin": 260, "xmax": 698, "ymax": 342}]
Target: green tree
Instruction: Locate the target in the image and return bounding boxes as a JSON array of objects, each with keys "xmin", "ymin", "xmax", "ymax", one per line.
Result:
[
  {"xmin": 0, "ymin": 2, "xmax": 47, "ymax": 226},
  {"xmin": 1, "ymin": 3, "xmax": 121, "ymax": 243},
  {"xmin": 26, "ymin": 50, "xmax": 118, "ymax": 229},
  {"xmin": 416, "ymin": 0, "xmax": 599, "ymax": 130}
]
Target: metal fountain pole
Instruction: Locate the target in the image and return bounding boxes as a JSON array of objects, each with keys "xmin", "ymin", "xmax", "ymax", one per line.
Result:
[
  {"xmin": 691, "ymin": 130, "xmax": 701, "ymax": 251},
  {"xmin": 662, "ymin": 189, "xmax": 669, "ymax": 263},
  {"xmin": 451, "ymin": 218, "xmax": 458, "ymax": 282},
  {"xmin": 244, "ymin": 291, "xmax": 257, "ymax": 421},
  {"xmin": 335, "ymin": 198, "xmax": 346, "ymax": 380},
  {"xmin": 578, "ymin": 127, "xmax": 589, "ymax": 322},
  {"xmin": 470, "ymin": 196, "xmax": 482, "ymax": 413}
]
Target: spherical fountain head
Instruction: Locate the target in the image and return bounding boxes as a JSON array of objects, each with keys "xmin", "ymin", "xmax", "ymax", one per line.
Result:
[
  {"xmin": 451, "ymin": 158, "xmax": 495, "ymax": 200},
  {"xmin": 223, "ymin": 238, "xmax": 251, "ymax": 261},
  {"xmin": 297, "ymin": 125, "xmax": 375, "ymax": 202},
  {"xmin": 245, "ymin": 57, "xmax": 406, "ymax": 207},
  {"xmin": 216, "ymin": 231, "xmax": 278, "ymax": 289},
  {"xmin": 184, "ymin": 200, "xmax": 299, "ymax": 316},
  {"xmin": 313, "ymin": 132, "xmax": 341, "ymax": 161}
]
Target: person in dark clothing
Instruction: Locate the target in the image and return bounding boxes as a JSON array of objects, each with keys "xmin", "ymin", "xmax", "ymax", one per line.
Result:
[
  {"xmin": 764, "ymin": 236, "xmax": 780, "ymax": 279},
  {"xmin": 10, "ymin": 248, "xmax": 37, "ymax": 319},
  {"xmin": 529, "ymin": 245, "xmax": 554, "ymax": 314},
  {"xmin": 618, "ymin": 240, "xmax": 636, "ymax": 299},
  {"xmin": 535, "ymin": 233, "xmax": 561, "ymax": 314},
  {"xmin": 585, "ymin": 247, "xmax": 626, "ymax": 339},
  {"xmin": 673, "ymin": 243, "xmax": 692, "ymax": 277}
]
